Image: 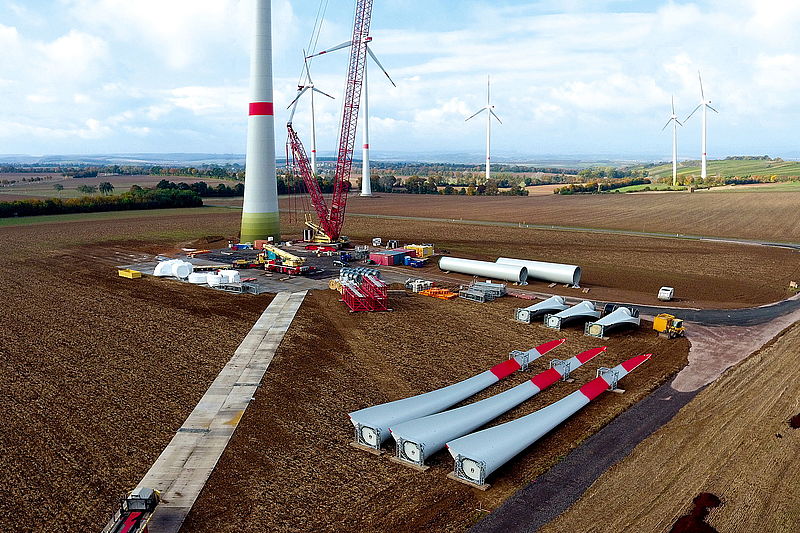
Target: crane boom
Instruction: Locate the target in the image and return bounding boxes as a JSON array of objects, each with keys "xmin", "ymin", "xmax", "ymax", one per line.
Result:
[{"xmin": 287, "ymin": 0, "xmax": 374, "ymax": 242}]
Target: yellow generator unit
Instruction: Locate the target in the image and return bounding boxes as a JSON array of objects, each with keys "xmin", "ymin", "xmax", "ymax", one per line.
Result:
[{"xmin": 653, "ymin": 313, "xmax": 685, "ymax": 338}]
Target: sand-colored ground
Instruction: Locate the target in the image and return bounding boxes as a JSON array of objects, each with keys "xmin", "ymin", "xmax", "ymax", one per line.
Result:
[{"xmin": 541, "ymin": 321, "xmax": 800, "ymax": 533}]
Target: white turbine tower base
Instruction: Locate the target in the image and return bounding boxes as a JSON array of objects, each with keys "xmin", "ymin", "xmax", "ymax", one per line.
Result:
[
  {"xmin": 466, "ymin": 76, "xmax": 502, "ymax": 183},
  {"xmin": 240, "ymin": 0, "xmax": 280, "ymax": 243}
]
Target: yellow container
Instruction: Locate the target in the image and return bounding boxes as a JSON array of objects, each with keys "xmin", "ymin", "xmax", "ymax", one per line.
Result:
[
  {"xmin": 407, "ymin": 244, "xmax": 434, "ymax": 258},
  {"xmin": 118, "ymin": 269, "xmax": 142, "ymax": 279}
]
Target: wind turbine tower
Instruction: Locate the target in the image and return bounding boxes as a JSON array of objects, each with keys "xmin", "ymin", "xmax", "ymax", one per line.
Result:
[
  {"xmin": 662, "ymin": 96, "xmax": 683, "ymax": 187},
  {"xmin": 307, "ymin": 36, "xmax": 395, "ymax": 197},
  {"xmin": 685, "ymin": 71, "xmax": 718, "ymax": 180},
  {"xmin": 466, "ymin": 76, "xmax": 502, "ymax": 183},
  {"xmin": 240, "ymin": 0, "xmax": 279, "ymax": 243},
  {"xmin": 287, "ymin": 56, "xmax": 335, "ymax": 176}
]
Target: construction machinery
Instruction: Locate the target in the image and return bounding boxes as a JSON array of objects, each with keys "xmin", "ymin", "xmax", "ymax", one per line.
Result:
[
  {"xmin": 101, "ymin": 487, "xmax": 160, "ymax": 533},
  {"xmin": 232, "ymin": 243, "xmax": 316, "ymax": 276},
  {"xmin": 653, "ymin": 313, "xmax": 685, "ymax": 338},
  {"xmin": 286, "ymin": 0, "xmax": 374, "ymax": 244}
]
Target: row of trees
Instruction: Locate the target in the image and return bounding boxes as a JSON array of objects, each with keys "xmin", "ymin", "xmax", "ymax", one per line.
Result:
[
  {"xmin": 554, "ymin": 177, "xmax": 650, "ymax": 194},
  {"xmin": 0, "ymin": 187, "xmax": 202, "ymax": 218},
  {"xmin": 155, "ymin": 179, "xmax": 244, "ymax": 197}
]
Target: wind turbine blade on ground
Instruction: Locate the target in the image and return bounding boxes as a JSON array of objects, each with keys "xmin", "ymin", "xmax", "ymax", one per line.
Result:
[
  {"xmin": 366, "ymin": 46, "xmax": 396, "ymax": 87},
  {"xmin": 490, "ymin": 108, "xmax": 503, "ymax": 124},
  {"xmin": 685, "ymin": 104, "xmax": 702, "ymax": 122},
  {"xmin": 306, "ymin": 40, "xmax": 352, "ymax": 58},
  {"xmin": 465, "ymin": 108, "xmax": 487, "ymax": 122}
]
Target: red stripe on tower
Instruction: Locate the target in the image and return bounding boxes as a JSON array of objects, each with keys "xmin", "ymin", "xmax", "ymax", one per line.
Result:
[
  {"xmin": 249, "ymin": 102, "xmax": 274, "ymax": 116},
  {"xmin": 489, "ymin": 358, "xmax": 522, "ymax": 380},
  {"xmin": 363, "ymin": 144, "xmax": 369, "ymax": 149}
]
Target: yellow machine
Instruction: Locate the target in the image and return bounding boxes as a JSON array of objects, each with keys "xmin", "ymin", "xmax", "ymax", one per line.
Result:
[
  {"xmin": 304, "ymin": 214, "xmax": 349, "ymax": 244},
  {"xmin": 261, "ymin": 243, "xmax": 305, "ymax": 268},
  {"xmin": 653, "ymin": 313, "xmax": 685, "ymax": 338}
]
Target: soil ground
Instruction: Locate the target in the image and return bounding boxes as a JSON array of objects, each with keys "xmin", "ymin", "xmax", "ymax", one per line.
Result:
[
  {"xmin": 182, "ymin": 290, "xmax": 688, "ymax": 533},
  {"xmin": 341, "ymin": 192, "xmax": 800, "ymax": 243},
  {"xmin": 337, "ymin": 216, "xmax": 799, "ymax": 309},
  {"xmin": 0, "ymin": 214, "xmax": 273, "ymax": 533},
  {"xmin": 0, "ymin": 203, "xmax": 794, "ymax": 532},
  {"xmin": 540, "ymin": 321, "xmax": 800, "ymax": 533}
]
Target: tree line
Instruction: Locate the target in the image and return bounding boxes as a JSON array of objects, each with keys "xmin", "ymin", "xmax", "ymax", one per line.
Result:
[{"xmin": 0, "ymin": 187, "xmax": 202, "ymax": 218}]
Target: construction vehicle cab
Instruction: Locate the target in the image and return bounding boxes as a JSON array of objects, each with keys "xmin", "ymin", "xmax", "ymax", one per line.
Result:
[
  {"xmin": 122, "ymin": 487, "xmax": 160, "ymax": 513},
  {"xmin": 653, "ymin": 313, "xmax": 685, "ymax": 338}
]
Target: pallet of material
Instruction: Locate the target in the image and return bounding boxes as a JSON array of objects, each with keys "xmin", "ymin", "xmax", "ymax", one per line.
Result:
[{"xmin": 419, "ymin": 288, "xmax": 457, "ymax": 300}]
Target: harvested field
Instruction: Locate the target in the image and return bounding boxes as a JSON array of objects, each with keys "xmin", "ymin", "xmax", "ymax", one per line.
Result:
[
  {"xmin": 0, "ymin": 214, "xmax": 272, "ymax": 532},
  {"xmin": 183, "ymin": 290, "xmax": 688, "ymax": 533},
  {"xmin": 540, "ymin": 321, "xmax": 800, "ymax": 533},
  {"xmin": 340, "ymin": 192, "xmax": 800, "ymax": 243}
]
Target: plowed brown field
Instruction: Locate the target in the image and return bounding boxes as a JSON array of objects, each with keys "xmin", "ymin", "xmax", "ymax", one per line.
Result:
[
  {"xmin": 541, "ymin": 321, "xmax": 800, "ymax": 533},
  {"xmin": 182, "ymin": 290, "xmax": 688, "ymax": 533},
  {"xmin": 0, "ymin": 214, "xmax": 272, "ymax": 532},
  {"xmin": 341, "ymin": 192, "xmax": 800, "ymax": 242},
  {"xmin": 0, "ymin": 203, "xmax": 794, "ymax": 532}
]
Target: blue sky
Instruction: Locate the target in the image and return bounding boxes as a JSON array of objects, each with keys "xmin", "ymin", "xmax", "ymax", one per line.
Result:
[{"xmin": 0, "ymin": 0, "xmax": 798, "ymax": 160}]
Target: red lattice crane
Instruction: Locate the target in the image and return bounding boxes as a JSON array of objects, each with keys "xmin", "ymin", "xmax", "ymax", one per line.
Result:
[{"xmin": 287, "ymin": 0, "xmax": 373, "ymax": 242}]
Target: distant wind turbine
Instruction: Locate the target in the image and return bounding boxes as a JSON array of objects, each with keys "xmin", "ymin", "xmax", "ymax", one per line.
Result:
[
  {"xmin": 684, "ymin": 71, "xmax": 718, "ymax": 180},
  {"xmin": 465, "ymin": 76, "xmax": 502, "ymax": 183},
  {"xmin": 287, "ymin": 54, "xmax": 334, "ymax": 176},
  {"xmin": 307, "ymin": 36, "xmax": 396, "ymax": 197},
  {"xmin": 661, "ymin": 95, "xmax": 683, "ymax": 187}
]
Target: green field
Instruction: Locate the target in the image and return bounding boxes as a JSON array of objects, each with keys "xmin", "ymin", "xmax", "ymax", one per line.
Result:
[{"xmin": 643, "ymin": 159, "xmax": 800, "ymax": 180}]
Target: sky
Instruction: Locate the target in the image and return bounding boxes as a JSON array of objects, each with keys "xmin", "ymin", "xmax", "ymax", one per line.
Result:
[{"xmin": 0, "ymin": 0, "xmax": 798, "ymax": 161}]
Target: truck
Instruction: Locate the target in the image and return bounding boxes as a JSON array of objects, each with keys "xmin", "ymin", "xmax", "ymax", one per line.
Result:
[
  {"xmin": 653, "ymin": 313, "xmax": 685, "ymax": 338},
  {"xmin": 101, "ymin": 487, "xmax": 160, "ymax": 533}
]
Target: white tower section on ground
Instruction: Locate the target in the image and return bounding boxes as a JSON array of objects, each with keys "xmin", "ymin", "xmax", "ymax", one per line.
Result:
[{"xmin": 240, "ymin": 0, "xmax": 280, "ymax": 242}]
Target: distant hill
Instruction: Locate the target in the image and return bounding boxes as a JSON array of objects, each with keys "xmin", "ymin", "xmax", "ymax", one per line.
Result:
[{"xmin": 640, "ymin": 157, "xmax": 800, "ymax": 180}]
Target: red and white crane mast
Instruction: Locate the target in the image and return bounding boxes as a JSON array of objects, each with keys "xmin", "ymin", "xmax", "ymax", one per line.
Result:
[{"xmin": 287, "ymin": 0, "xmax": 373, "ymax": 242}]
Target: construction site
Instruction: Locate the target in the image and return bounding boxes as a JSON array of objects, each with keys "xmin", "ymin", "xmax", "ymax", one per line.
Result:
[{"xmin": 1, "ymin": 1, "xmax": 799, "ymax": 533}]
